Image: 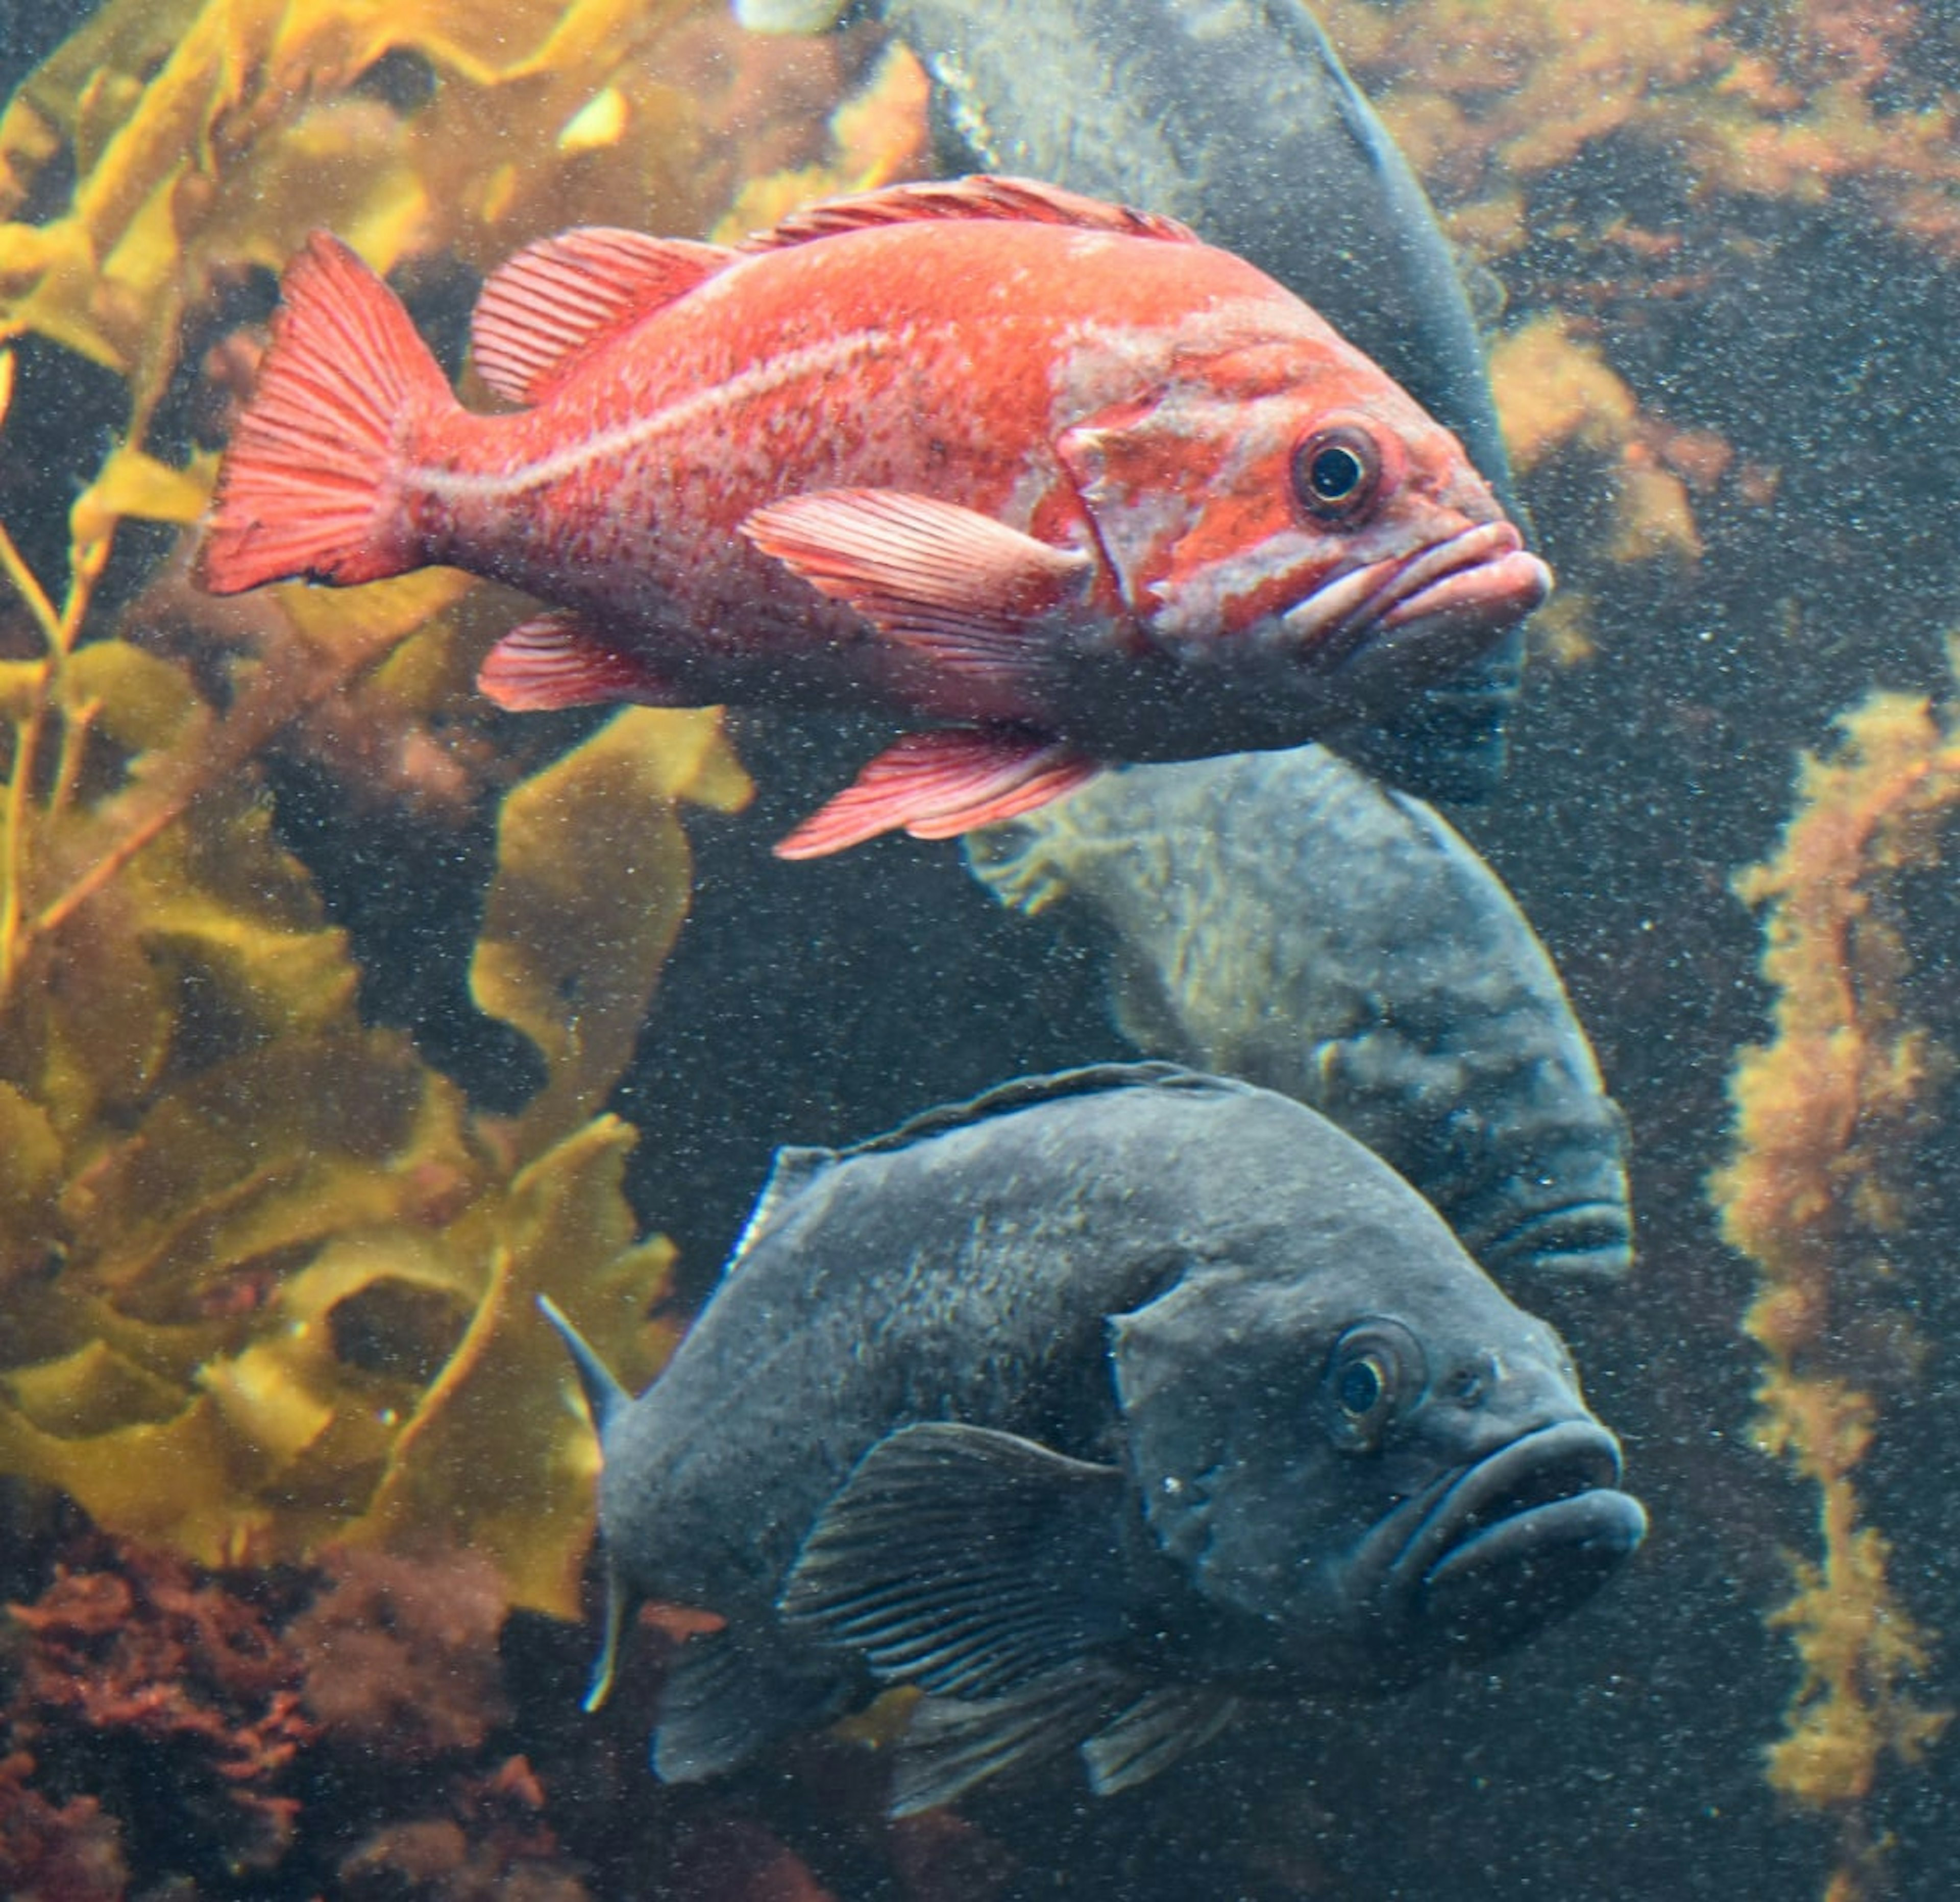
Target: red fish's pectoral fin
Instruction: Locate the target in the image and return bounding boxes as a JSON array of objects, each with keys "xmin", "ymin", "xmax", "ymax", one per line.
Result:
[
  {"xmin": 471, "ymin": 229, "xmax": 736, "ymax": 406},
  {"xmin": 477, "ymin": 612, "xmax": 688, "ymax": 711},
  {"xmin": 774, "ymin": 728, "xmax": 1100, "ymax": 860},
  {"xmin": 741, "ymin": 489, "xmax": 1094, "ymax": 694}
]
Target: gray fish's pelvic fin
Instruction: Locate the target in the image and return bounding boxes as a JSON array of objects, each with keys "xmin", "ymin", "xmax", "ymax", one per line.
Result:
[
  {"xmin": 1081, "ymin": 1682, "xmax": 1241, "ymax": 1795},
  {"xmin": 654, "ymin": 1627, "xmax": 849, "ymax": 1783},
  {"xmin": 891, "ymin": 1659, "xmax": 1130, "ymax": 1818},
  {"xmin": 779, "ymin": 1421, "xmax": 1130, "ymax": 1700}
]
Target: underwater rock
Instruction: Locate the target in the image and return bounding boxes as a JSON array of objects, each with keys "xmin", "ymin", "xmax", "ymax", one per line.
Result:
[
  {"xmin": 548, "ymin": 1064, "xmax": 1645, "ymax": 1815},
  {"xmin": 966, "ymin": 747, "xmax": 1633, "ymax": 1296}
]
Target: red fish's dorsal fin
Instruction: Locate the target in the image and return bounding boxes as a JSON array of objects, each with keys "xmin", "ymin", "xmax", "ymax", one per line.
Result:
[
  {"xmin": 471, "ymin": 228, "xmax": 736, "ymax": 406},
  {"xmin": 740, "ymin": 175, "xmax": 1198, "ymax": 254}
]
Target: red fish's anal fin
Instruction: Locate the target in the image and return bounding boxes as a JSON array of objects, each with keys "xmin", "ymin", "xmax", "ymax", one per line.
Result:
[
  {"xmin": 478, "ymin": 612, "xmax": 688, "ymax": 711},
  {"xmin": 471, "ymin": 229, "xmax": 737, "ymax": 407},
  {"xmin": 199, "ymin": 232, "xmax": 454, "ymax": 596},
  {"xmin": 742, "ymin": 489, "xmax": 1094, "ymax": 694},
  {"xmin": 741, "ymin": 175, "xmax": 1198, "ymax": 252},
  {"xmin": 775, "ymin": 728, "xmax": 1100, "ymax": 860}
]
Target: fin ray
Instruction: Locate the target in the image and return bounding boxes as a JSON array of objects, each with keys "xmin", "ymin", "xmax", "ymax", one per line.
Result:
[
  {"xmin": 775, "ymin": 728, "xmax": 1098, "ymax": 859},
  {"xmin": 472, "ymin": 228, "xmax": 735, "ymax": 405},
  {"xmin": 655, "ymin": 1628, "xmax": 849, "ymax": 1784},
  {"xmin": 780, "ymin": 1421, "xmax": 1128, "ymax": 1701},
  {"xmin": 889, "ymin": 1661, "xmax": 1128, "ymax": 1817},
  {"xmin": 478, "ymin": 611, "xmax": 685, "ymax": 711},
  {"xmin": 200, "ymin": 232, "xmax": 451, "ymax": 594},
  {"xmin": 742, "ymin": 175, "xmax": 1197, "ymax": 251}
]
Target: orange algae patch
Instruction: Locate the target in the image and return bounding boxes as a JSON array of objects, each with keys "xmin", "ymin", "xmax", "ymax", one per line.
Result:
[{"xmin": 1711, "ymin": 683, "xmax": 1960, "ymax": 1897}]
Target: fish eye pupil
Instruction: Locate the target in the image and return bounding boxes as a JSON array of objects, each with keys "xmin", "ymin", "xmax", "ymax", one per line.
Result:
[
  {"xmin": 1338, "ymin": 1357, "xmax": 1383, "ymax": 1416},
  {"xmin": 1293, "ymin": 427, "xmax": 1380, "ymax": 520},
  {"xmin": 1310, "ymin": 444, "xmax": 1364, "ymax": 501}
]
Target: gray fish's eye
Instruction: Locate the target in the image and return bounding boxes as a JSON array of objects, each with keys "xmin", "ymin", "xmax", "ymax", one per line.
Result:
[
  {"xmin": 1325, "ymin": 1318, "xmax": 1426, "ymax": 1453},
  {"xmin": 1337, "ymin": 1355, "xmax": 1386, "ymax": 1418}
]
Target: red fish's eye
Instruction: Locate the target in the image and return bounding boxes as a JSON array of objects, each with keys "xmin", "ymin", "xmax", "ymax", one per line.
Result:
[{"xmin": 1292, "ymin": 424, "xmax": 1383, "ymax": 522}]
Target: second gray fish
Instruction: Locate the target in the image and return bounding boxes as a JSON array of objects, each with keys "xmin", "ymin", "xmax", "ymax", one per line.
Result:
[
  {"xmin": 966, "ymin": 748, "xmax": 1632, "ymax": 1294},
  {"xmin": 735, "ymin": 0, "xmax": 1523, "ymax": 799}
]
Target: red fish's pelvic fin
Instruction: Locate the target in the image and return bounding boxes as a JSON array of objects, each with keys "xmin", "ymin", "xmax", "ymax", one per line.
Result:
[
  {"xmin": 478, "ymin": 612, "xmax": 688, "ymax": 712},
  {"xmin": 741, "ymin": 489, "xmax": 1094, "ymax": 692},
  {"xmin": 471, "ymin": 228, "xmax": 737, "ymax": 406},
  {"xmin": 774, "ymin": 728, "xmax": 1099, "ymax": 860},
  {"xmin": 741, "ymin": 174, "xmax": 1198, "ymax": 251},
  {"xmin": 199, "ymin": 232, "xmax": 453, "ymax": 596}
]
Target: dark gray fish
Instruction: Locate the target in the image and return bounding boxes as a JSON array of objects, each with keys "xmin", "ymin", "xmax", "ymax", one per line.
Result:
[
  {"xmin": 547, "ymin": 1064, "xmax": 1645, "ymax": 1815},
  {"xmin": 736, "ymin": 0, "xmax": 1523, "ymax": 797},
  {"xmin": 966, "ymin": 750, "xmax": 1633, "ymax": 1297}
]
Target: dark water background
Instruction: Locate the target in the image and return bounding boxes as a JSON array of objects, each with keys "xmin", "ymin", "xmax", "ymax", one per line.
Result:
[{"xmin": 5, "ymin": 1, "xmax": 1960, "ymax": 1897}]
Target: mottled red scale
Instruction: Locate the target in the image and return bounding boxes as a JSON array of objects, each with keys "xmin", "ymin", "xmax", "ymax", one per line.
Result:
[{"xmin": 200, "ymin": 176, "xmax": 1549, "ymax": 856}]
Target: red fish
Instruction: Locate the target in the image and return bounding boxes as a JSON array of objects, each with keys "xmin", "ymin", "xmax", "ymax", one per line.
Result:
[{"xmin": 199, "ymin": 177, "xmax": 1548, "ymax": 858}]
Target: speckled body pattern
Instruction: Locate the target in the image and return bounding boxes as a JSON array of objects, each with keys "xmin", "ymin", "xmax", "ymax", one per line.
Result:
[
  {"xmin": 415, "ymin": 214, "xmax": 1508, "ymax": 741},
  {"xmin": 967, "ymin": 747, "xmax": 1632, "ymax": 1293},
  {"xmin": 208, "ymin": 183, "xmax": 1539, "ymax": 759}
]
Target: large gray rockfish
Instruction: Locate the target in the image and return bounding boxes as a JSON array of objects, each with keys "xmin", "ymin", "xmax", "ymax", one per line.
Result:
[{"xmin": 545, "ymin": 1066, "xmax": 1646, "ymax": 1815}]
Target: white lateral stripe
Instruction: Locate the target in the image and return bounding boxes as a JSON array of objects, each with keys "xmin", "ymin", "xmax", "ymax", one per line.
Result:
[{"xmin": 420, "ymin": 329, "xmax": 889, "ymax": 502}]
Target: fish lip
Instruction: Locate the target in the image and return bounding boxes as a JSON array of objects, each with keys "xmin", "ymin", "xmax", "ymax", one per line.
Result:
[
  {"xmin": 1464, "ymin": 1200, "xmax": 1635, "ymax": 1283},
  {"xmin": 1367, "ymin": 1420, "xmax": 1646, "ymax": 1659},
  {"xmin": 1290, "ymin": 522, "xmax": 1552, "ymax": 674}
]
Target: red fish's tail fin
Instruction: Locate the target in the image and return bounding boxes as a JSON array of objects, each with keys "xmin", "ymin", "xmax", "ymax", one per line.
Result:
[{"xmin": 199, "ymin": 233, "xmax": 453, "ymax": 595}]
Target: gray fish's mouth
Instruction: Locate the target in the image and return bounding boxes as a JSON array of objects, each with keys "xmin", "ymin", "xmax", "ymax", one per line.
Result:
[
  {"xmin": 1371, "ymin": 1419, "xmax": 1646, "ymax": 1664},
  {"xmin": 1289, "ymin": 522, "xmax": 1553, "ymax": 680}
]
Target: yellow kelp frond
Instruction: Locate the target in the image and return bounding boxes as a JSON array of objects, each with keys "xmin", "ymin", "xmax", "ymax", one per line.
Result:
[
  {"xmin": 473, "ymin": 706, "xmax": 752, "ymax": 1163},
  {"xmin": 0, "ymin": 411, "xmax": 744, "ymax": 1615},
  {"xmin": 1712, "ymin": 673, "xmax": 1960, "ymax": 1900},
  {"xmin": 0, "ymin": 0, "xmax": 859, "ymax": 431}
]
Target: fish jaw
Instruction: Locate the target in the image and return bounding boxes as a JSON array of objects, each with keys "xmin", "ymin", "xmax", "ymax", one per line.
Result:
[
  {"xmin": 1354, "ymin": 1418, "xmax": 1646, "ymax": 1680},
  {"xmin": 1288, "ymin": 521, "xmax": 1553, "ymax": 692}
]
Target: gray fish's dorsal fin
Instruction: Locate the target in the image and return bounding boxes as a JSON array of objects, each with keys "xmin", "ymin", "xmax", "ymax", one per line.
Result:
[
  {"xmin": 724, "ymin": 1143, "xmax": 840, "ymax": 1271},
  {"xmin": 839, "ymin": 1063, "xmax": 1249, "ymax": 1162},
  {"xmin": 739, "ymin": 175, "xmax": 1198, "ymax": 254}
]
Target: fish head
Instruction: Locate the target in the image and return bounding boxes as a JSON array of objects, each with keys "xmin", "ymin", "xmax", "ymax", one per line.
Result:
[
  {"xmin": 1109, "ymin": 1251, "xmax": 1644, "ymax": 1694},
  {"xmin": 1056, "ymin": 330, "xmax": 1550, "ymax": 749}
]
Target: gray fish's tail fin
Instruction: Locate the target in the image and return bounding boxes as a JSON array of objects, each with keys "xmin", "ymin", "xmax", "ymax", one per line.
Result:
[
  {"xmin": 536, "ymin": 1295, "xmax": 639, "ymax": 1712},
  {"xmin": 536, "ymin": 1294, "xmax": 631, "ymax": 1436}
]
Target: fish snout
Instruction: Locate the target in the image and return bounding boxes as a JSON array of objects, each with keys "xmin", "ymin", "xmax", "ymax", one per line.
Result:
[
  {"xmin": 1289, "ymin": 522, "xmax": 1552, "ymax": 687},
  {"xmin": 1382, "ymin": 1418, "xmax": 1645, "ymax": 1665}
]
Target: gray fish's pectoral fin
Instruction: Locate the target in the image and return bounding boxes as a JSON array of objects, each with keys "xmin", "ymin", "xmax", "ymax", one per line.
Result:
[
  {"xmin": 779, "ymin": 1421, "xmax": 1131, "ymax": 1701},
  {"xmin": 653, "ymin": 1626, "xmax": 851, "ymax": 1783},
  {"xmin": 1081, "ymin": 1684, "xmax": 1241, "ymax": 1796},
  {"xmin": 890, "ymin": 1659, "xmax": 1131, "ymax": 1818}
]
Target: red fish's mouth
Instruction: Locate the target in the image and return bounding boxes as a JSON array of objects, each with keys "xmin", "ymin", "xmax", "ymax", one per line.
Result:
[{"xmin": 1290, "ymin": 522, "xmax": 1552, "ymax": 678}]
